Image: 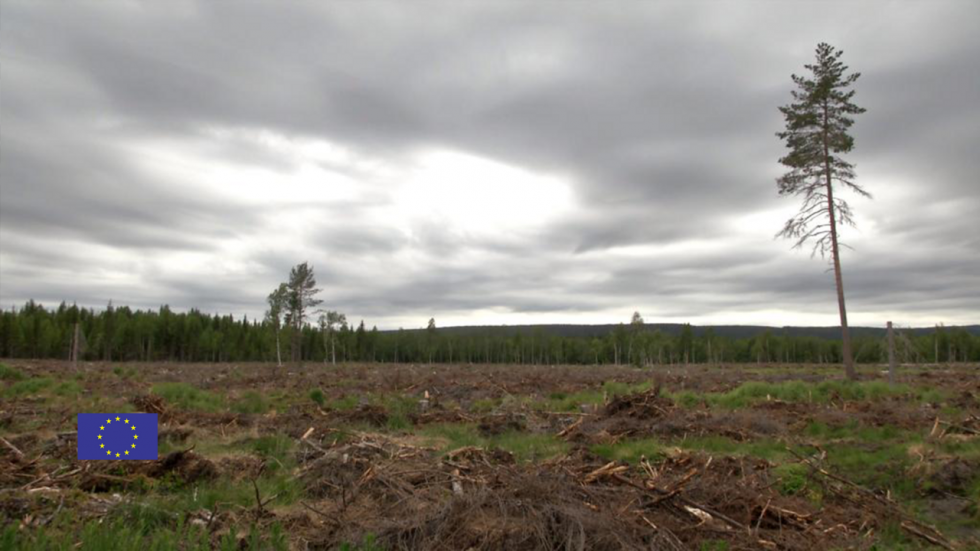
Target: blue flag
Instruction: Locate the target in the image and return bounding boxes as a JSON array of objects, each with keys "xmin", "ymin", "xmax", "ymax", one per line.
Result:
[{"xmin": 77, "ymin": 413, "xmax": 158, "ymax": 460}]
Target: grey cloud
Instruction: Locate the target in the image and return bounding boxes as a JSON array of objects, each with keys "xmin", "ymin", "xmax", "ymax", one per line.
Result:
[{"xmin": 1, "ymin": 1, "xmax": 978, "ymax": 326}]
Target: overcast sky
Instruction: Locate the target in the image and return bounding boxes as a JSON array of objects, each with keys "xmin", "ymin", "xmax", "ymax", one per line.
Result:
[{"xmin": 1, "ymin": 1, "xmax": 978, "ymax": 329}]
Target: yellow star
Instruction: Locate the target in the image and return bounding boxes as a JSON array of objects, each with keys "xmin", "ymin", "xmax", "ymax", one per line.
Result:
[
  {"xmin": 107, "ymin": 419, "xmax": 111, "ymax": 424},
  {"xmin": 132, "ymin": 426, "xmax": 136, "ymax": 430},
  {"xmin": 134, "ymin": 435, "xmax": 138, "ymax": 440},
  {"xmin": 125, "ymin": 451, "xmax": 129, "ymax": 455},
  {"xmin": 124, "ymin": 419, "xmax": 129, "ymax": 423},
  {"xmin": 97, "ymin": 435, "xmax": 102, "ymax": 440},
  {"xmin": 115, "ymin": 416, "xmax": 120, "ymax": 421},
  {"xmin": 107, "ymin": 450, "xmax": 111, "ymax": 455},
  {"xmin": 100, "ymin": 426, "xmax": 104, "ymax": 430},
  {"xmin": 100, "ymin": 444, "xmax": 104, "ymax": 448},
  {"xmin": 115, "ymin": 453, "xmax": 120, "ymax": 458},
  {"xmin": 132, "ymin": 444, "xmax": 136, "ymax": 448}
]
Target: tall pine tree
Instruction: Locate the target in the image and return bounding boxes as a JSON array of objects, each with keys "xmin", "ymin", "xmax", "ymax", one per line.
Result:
[
  {"xmin": 776, "ymin": 43, "xmax": 869, "ymax": 380},
  {"xmin": 286, "ymin": 262, "xmax": 322, "ymax": 363}
]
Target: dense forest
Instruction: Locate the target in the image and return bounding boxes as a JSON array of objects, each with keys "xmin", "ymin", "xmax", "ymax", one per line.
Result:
[{"xmin": 1, "ymin": 300, "xmax": 977, "ymax": 366}]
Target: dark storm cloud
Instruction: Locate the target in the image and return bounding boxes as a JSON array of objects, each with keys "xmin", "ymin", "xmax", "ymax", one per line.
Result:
[{"xmin": 1, "ymin": 1, "xmax": 978, "ymax": 326}]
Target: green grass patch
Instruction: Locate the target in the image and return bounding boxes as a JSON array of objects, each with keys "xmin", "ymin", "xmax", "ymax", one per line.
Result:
[
  {"xmin": 248, "ymin": 434, "xmax": 294, "ymax": 465},
  {"xmin": 0, "ymin": 363, "xmax": 25, "ymax": 381},
  {"xmin": 471, "ymin": 397, "xmax": 502, "ymax": 413},
  {"xmin": 151, "ymin": 383, "xmax": 222, "ymax": 412},
  {"xmin": 52, "ymin": 380, "xmax": 83, "ymax": 397},
  {"xmin": 823, "ymin": 441, "xmax": 916, "ymax": 498},
  {"xmin": 230, "ymin": 390, "xmax": 270, "ymax": 414},
  {"xmin": 773, "ymin": 463, "xmax": 809, "ymax": 495},
  {"xmin": 677, "ymin": 435, "xmax": 789, "ymax": 461},
  {"xmin": 339, "ymin": 534, "xmax": 384, "ymax": 551},
  {"xmin": 592, "ymin": 437, "xmax": 665, "ymax": 464},
  {"xmin": 329, "ymin": 395, "xmax": 360, "ymax": 411},
  {"xmin": 537, "ymin": 390, "xmax": 604, "ymax": 412},
  {"xmin": 366, "ymin": 393, "xmax": 418, "ymax": 431},
  {"xmin": 670, "ymin": 390, "xmax": 702, "ymax": 409},
  {"xmin": 672, "ymin": 380, "xmax": 919, "ymax": 410},
  {"xmin": 2, "ymin": 377, "xmax": 54, "ymax": 397},
  {"xmin": 804, "ymin": 421, "xmax": 908, "ymax": 443},
  {"xmin": 917, "ymin": 387, "xmax": 946, "ymax": 404},
  {"xmin": 493, "ymin": 431, "xmax": 569, "ymax": 461},
  {"xmin": 112, "ymin": 365, "xmax": 138, "ymax": 379},
  {"xmin": 420, "ymin": 423, "xmax": 485, "ymax": 450},
  {"xmin": 934, "ymin": 437, "xmax": 980, "ymax": 461},
  {"xmin": 2, "ymin": 502, "xmax": 291, "ymax": 550},
  {"xmin": 869, "ymin": 520, "xmax": 919, "ymax": 550},
  {"xmin": 2, "ymin": 516, "xmax": 212, "ymax": 551},
  {"xmin": 593, "ymin": 434, "xmax": 789, "ymax": 465}
]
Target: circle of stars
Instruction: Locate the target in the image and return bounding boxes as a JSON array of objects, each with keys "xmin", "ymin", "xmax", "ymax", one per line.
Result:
[{"xmin": 99, "ymin": 416, "xmax": 137, "ymax": 458}]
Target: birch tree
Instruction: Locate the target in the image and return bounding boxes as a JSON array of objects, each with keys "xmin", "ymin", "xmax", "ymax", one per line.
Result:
[{"xmin": 266, "ymin": 283, "xmax": 288, "ymax": 367}]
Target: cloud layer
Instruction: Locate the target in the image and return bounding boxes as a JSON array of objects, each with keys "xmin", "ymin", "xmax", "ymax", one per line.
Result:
[{"xmin": 2, "ymin": 1, "xmax": 978, "ymax": 328}]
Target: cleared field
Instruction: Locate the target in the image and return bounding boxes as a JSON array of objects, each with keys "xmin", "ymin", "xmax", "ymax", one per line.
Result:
[{"xmin": 1, "ymin": 360, "xmax": 978, "ymax": 550}]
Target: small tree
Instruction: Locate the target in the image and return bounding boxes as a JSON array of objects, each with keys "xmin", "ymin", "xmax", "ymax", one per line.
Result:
[
  {"xmin": 426, "ymin": 318, "xmax": 437, "ymax": 363},
  {"xmin": 286, "ymin": 262, "xmax": 322, "ymax": 363},
  {"xmin": 776, "ymin": 43, "xmax": 868, "ymax": 380},
  {"xmin": 266, "ymin": 283, "xmax": 288, "ymax": 367},
  {"xmin": 318, "ymin": 310, "xmax": 346, "ymax": 364},
  {"xmin": 628, "ymin": 311, "xmax": 644, "ymax": 367}
]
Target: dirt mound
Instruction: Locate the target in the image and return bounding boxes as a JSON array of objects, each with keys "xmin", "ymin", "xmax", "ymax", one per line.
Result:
[
  {"xmin": 214, "ymin": 455, "xmax": 266, "ymax": 482},
  {"xmin": 333, "ymin": 405, "xmax": 388, "ymax": 427},
  {"xmin": 132, "ymin": 394, "xmax": 169, "ymax": 418},
  {"xmin": 604, "ymin": 388, "xmax": 673, "ymax": 419},
  {"xmin": 299, "ymin": 436, "xmax": 404, "ymax": 499},
  {"xmin": 477, "ymin": 413, "xmax": 526, "ymax": 436},
  {"xmin": 411, "ymin": 409, "xmax": 472, "ymax": 425},
  {"xmin": 444, "ymin": 445, "xmax": 515, "ymax": 467},
  {"xmin": 927, "ymin": 457, "xmax": 979, "ymax": 497},
  {"xmin": 377, "ymin": 471, "xmax": 652, "ymax": 551},
  {"xmin": 144, "ymin": 448, "xmax": 218, "ymax": 482}
]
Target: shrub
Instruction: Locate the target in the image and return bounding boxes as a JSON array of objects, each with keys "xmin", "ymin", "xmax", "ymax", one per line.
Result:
[{"xmin": 309, "ymin": 388, "xmax": 325, "ymax": 406}]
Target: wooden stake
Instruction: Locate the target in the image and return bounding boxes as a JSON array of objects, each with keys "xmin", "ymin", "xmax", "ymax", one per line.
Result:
[{"xmin": 887, "ymin": 321, "xmax": 896, "ymax": 384}]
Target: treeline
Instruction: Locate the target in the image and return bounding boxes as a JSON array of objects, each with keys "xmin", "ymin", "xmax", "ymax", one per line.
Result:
[{"xmin": 1, "ymin": 301, "xmax": 977, "ymax": 366}]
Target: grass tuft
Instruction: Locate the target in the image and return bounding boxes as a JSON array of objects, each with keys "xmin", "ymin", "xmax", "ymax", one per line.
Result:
[
  {"xmin": 231, "ymin": 390, "xmax": 270, "ymax": 414},
  {"xmin": 2, "ymin": 377, "xmax": 54, "ymax": 397},
  {"xmin": 0, "ymin": 363, "xmax": 25, "ymax": 381},
  {"xmin": 773, "ymin": 463, "xmax": 809, "ymax": 495},
  {"xmin": 151, "ymin": 383, "xmax": 222, "ymax": 412},
  {"xmin": 592, "ymin": 437, "xmax": 665, "ymax": 464}
]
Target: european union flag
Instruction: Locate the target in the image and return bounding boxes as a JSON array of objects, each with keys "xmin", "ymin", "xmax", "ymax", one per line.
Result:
[{"xmin": 77, "ymin": 413, "xmax": 158, "ymax": 460}]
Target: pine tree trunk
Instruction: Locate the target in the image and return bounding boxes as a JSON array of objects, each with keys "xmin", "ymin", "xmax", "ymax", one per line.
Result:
[
  {"xmin": 275, "ymin": 329, "xmax": 282, "ymax": 367},
  {"xmin": 71, "ymin": 323, "xmax": 80, "ymax": 367},
  {"xmin": 823, "ymin": 104, "xmax": 856, "ymax": 380}
]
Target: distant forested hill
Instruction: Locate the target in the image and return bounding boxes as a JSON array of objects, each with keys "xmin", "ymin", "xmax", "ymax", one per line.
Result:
[{"xmin": 389, "ymin": 323, "xmax": 980, "ymax": 340}]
